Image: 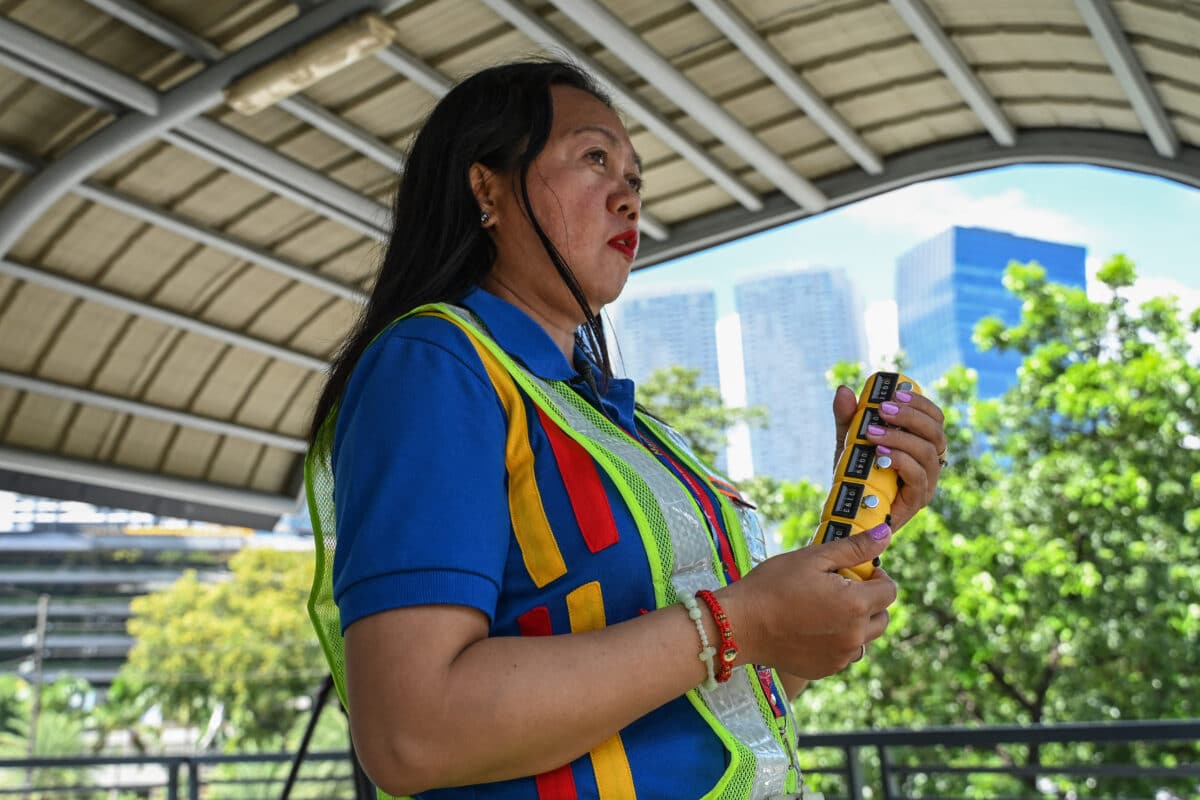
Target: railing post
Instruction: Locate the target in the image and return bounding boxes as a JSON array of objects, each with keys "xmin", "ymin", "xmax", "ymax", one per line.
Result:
[
  {"xmin": 166, "ymin": 761, "xmax": 179, "ymax": 800},
  {"xmin": 878, "ymin": 745, "xmax": 901, "ymax": 800},
  {"xmin": 844, "ymin": 745, "xmax": 864, "ymax": 800},
  {"xmin": 187, "ymin": 759, "xmax": 200, "ymax": 800}
]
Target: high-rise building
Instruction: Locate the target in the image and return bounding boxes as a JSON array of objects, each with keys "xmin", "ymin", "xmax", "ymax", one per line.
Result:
[
  {"xmin": 735, "ymin": 267, "xmax": 867, "ymax": 484},
  {"xmin": 896, "ymin": 226, "xmax": 1088, "ymax": 397},
  {"xmin": 607, "ymin": 286, "xmax": 724, "ymax": 465},
  {"xmin": 608, "ymin": 286, "xmax": 720, "ymax": 391}
]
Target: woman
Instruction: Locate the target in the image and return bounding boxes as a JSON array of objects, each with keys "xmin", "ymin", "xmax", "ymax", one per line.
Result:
[{"xmin": 305, "ymin": 59, "xmax": 947, "ymax": 799}]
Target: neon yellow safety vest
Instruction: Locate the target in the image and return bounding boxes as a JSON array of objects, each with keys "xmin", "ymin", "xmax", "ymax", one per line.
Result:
[{"xmin": 306, "ymin": 303, "xmax": 807, "ymax": 799}]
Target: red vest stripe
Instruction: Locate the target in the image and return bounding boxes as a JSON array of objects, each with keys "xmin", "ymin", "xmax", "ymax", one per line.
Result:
[{"xmin": 537, "ymin": 407, "xmax": 620, "ymax": 554}]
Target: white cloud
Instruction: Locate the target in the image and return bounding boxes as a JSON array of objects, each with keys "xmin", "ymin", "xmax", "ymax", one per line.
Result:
[
  {"xmin": 843, "ymin": 181, "xmax": 1101, "ymax": 248},
  {"xmin": 1087, "ymin": 255, "xmax": 1200, "ymax": 311}
]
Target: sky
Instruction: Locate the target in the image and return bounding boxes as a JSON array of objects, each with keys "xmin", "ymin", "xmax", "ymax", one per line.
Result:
[
  {"xmin": 615, "ymin": 163, "xmax": 1199, "ymax": 477},
  {"xmin": 619, "ymin": 162, "xmax": 1200, "ymax": 392}
]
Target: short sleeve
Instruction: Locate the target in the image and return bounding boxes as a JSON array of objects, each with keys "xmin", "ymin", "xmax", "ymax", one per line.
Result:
[{"xmin": 330, "ymin": 320, "xmax": 508, "ymax": 632}]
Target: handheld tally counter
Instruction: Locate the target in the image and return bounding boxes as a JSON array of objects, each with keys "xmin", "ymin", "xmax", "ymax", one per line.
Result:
[{"xmin": 810, "ymin": 371, "xmax": 922, "ymax": 581}]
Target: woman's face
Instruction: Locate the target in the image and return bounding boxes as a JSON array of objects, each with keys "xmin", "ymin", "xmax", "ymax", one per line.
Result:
[{"xmin": 477, "ymin": 84, "xmax": 643, "ymax": 323}]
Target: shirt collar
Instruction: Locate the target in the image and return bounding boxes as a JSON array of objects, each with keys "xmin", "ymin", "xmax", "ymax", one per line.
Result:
[{"xmin": 460, "ymin": 286, "xmax": 576, "ymax": 381}]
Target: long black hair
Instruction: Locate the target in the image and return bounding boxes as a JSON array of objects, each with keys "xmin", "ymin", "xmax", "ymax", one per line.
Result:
[{"xmin": 308, "ymin": 59, "xmax": 616, "ymax": 442}]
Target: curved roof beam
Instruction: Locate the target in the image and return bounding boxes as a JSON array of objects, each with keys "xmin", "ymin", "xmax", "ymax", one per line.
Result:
[
  {"xmin": 637, "ymin": 129, "xmax": 1200, "ymax": 268},
  {"xmin": 0, "ymin": 48, "xmax": 122, "ymax": 114},
  {"xmin": 480, "ymin": 0, "xmax": 762, "ymax": 215},
  {"xmin": 543, "ymin": 0, "xmax": 826, "ymax": 212},
  {"xmin": 0, "ymin": 257, "xmax": 328, "ymax": 372},
  {"xmin": 0, "ymin": 370, "xmax": 308, "ymax": 453},
  {"xmin": 1073, "ymin": 0, "xmax": 1178, "ymax": 159},
  {"xmin": 0, "ymin": 144, "xmax": 367, "ymax": 304},
  {"xmin": 82, "ymin": 0, "xmax": 408, "ymax": 172},
  {"xmin": 688, "ymin": 0, "xmax": 883, "ymax": 175},
  {"xmin": 168, "ymin": 120, "xmax": 390, "ymax": 239},
  {"xmin": 375, "ymin": 41, "xmax": 454, "ymax": 96},
  {"xmin": 0, "ymin": 17, "xmax": 391, "ymax": 240},
  {"xmin": 0, "ymin": 16, "xmax": 158, "ymax": 115},
  {"xmin": 0, "ymin": 0, "xmax": 384, "ymax": 258},
  {"xmin": 0, "ymin": 444, "xmax": 299, "ymax": 518},
  {"xmin": 888, "ymin": 0, "xmax": 1016, "ymax": 147}
]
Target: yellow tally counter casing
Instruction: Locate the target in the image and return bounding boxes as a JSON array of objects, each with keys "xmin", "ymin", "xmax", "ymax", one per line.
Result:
[{"xmin": 810, "ymin": 371, "xmax": 922, "ymax": 581}]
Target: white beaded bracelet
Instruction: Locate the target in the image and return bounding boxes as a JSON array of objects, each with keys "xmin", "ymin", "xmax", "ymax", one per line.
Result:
[{"xmin": 681, "ymin": 592, "xmax": 718, "ymax": 691}]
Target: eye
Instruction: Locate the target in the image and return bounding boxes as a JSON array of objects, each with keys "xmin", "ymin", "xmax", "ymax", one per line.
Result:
[
  {"xmin": 586, "ymin": 148, "xmax": 608, "ymax": 167},
  {"xmin": 626, "ymin": 174, "xmax": 644, "ymax": 195}
]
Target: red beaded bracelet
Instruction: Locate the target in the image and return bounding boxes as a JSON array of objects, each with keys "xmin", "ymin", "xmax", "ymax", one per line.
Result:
[{"xmin": 695, "ymin": 589, "xmax": 739, "ymax": 683}]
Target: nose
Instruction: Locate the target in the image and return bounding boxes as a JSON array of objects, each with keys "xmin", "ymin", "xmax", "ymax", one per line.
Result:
[{"xmin": 609, "ymin": 182, "xmax": 641, "ymax": 222}]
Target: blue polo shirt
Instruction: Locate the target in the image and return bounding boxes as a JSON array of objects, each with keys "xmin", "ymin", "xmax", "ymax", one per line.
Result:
[{"xmin": 331, "ymin": 287, "xmax": 739, "ymax": 799}]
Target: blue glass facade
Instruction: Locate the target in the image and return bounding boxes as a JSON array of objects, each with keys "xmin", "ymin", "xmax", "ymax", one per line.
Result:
[{"xmin": 896, "ymin": 227, "xmax": 1087, "ymax": 398}]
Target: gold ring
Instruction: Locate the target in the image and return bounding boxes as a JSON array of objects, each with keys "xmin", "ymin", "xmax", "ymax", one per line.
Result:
[{"xmin": 936, "ymin": 448, "xmax": 948, "ymax": 468}]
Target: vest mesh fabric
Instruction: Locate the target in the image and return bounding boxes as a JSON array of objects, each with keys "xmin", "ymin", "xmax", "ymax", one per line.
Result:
[{"xmin": 304, "ymin": 304, "xmax": 801, "ymax": 799}]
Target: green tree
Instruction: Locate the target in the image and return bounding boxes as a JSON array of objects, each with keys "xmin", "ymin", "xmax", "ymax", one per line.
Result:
[
  {"xmin": 638, "ymin": 365, "xmax": 766, "ymax": 464},
  {"xmin": 0, "ymin": 677, "xmax": 93, "ymax": 798},
  {"xmin": 789, "ymin": 256, "xmax": 1199, "ymax": 797},
  {"xmin": 118, "ymin": 548, "xmax": 329, "ymax": 747}
]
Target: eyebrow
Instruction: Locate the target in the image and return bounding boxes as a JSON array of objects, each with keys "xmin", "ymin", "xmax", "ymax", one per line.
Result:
[{"xmin": 573, "ymin": 125, "xmax": 643, "ymax": 174}]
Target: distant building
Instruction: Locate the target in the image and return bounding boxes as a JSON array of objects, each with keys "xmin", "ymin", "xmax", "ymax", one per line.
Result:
[
  {"xmin": 736, "ymin": 267, "xmax": 867, "ymax": 484},
  {"xmin": 896, "ymin": 227, "xmax": 1088, "ymax": 397},
  {"xmin": 608, "ymin": 286, "xmax": 720, "ymax": 390},
  {"xmin": 607, "ymin": 286, "xmax": 723, "ymax": 465}
]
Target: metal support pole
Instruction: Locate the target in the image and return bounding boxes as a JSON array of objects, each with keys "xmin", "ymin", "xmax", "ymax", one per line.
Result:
[
  {"xmin": 166, "ymin": 762, "xmax": 179, "ymax": 800},
  {"xmin": 845, "ymin": 745, "xmax": 864, "ymax": 800},
  {"xmin": 879, "ymin": 744, "xmax": 901, "ymax": 800},
  {"xmin": 24, "ymin": 594, "xmax": 50, "ymax": 789},
  {"xmin": 350, "ymin": 735, "xmax": 374, "ymax": 800},
  {"xmin": 280, "ymin": 675, "xmax": 333, "ymax": 800},
  {"xmin": 187, "ymin": 760, "xmax": 200, "ymax": 800}
]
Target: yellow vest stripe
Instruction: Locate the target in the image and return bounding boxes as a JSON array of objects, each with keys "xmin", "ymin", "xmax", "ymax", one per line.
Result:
[
  {"xmin": 454, "ymin": 317, "xmax": 567, "ymax": 588},
  {"xmin": 566, "ymin": 581, "xmax": 638, "ymax": 800}
]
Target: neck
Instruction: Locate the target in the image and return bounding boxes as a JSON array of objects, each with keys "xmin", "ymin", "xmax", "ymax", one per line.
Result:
[{"xmin": 481, "ymin": 274, "xmax": 579, "ymax": 361}]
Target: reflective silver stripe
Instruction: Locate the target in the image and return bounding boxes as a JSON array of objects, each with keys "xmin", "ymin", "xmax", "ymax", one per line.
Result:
[{"xmin": 441, "ymin": 305, "xmax": 792, "ymax": 797}]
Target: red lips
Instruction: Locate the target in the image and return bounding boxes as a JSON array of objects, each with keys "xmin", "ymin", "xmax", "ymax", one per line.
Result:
[{"xmin": 607, "ymin": 228, "xmax": 639, "ymax": 260}]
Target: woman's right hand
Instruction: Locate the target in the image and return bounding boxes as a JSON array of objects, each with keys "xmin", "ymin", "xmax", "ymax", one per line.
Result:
[{"xmin": 716, "ymin": 524, "xmax": 897, "ymax": 679}]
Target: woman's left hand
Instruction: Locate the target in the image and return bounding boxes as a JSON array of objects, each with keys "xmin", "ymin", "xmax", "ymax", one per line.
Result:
[{"xmin": 831, "ymin": 384, "xmax": 947, "ymax": 531}]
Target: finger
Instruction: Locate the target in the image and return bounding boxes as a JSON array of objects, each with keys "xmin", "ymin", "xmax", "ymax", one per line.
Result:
[
  {"xmin": 866, "ymin": 424, "xmax": 940, "ymax": 477},
  {"xmin": 814, "ymin": 522, "xmax": 892, "ymax": 572},
  {"xmin": 873, "ymin": 445, "xmax": 932, "ymax": 503},
  {"xmin": 877, "ymin": 399, "xmax": 947, "ymax": 454},
  {"xmin": 832, "ymin": 385, "xmax": 857, "ymax": 438},
  {"xmin": 864, "ymin": 608, "xmax": 890, "ymax": 643},
  {"xmin": 893, "ymin": 390, "xmax": 946, "ymax": 426},
  {"xmin": 852, "ymin": 570, "xmax": 898, "ymax": 616}
]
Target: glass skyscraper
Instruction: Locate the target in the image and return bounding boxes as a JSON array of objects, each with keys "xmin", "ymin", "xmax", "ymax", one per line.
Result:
[
  {"xmin": 736, "ymin": 267, "xmax": 867, "ymax": 485},
  {"xmin": 607, "ymin": 286, "xmax": 721, "ymax": 392},
  {"xmin": 896, "ymin": 226, "xmax": 1087, "ymax": 398}
]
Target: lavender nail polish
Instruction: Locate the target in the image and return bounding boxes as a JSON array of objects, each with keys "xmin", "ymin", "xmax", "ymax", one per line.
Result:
[
  {"xmin": 881, "ymin": 402, "xmax": 900, "ymax": 415},
  {"xmin": 868, "ymin": 424, "xmax": 887, "ymax": 436},
  {"xmin": 876, "ymin": 445, "xmax": 892, "ymax": 454},
  {"xmin": 869, "ymin": 523, "xmax": 892, "ymax": 540},
  {"xmin": 895, "ymin": 390, "xmax": 913, "ymax": 402}
]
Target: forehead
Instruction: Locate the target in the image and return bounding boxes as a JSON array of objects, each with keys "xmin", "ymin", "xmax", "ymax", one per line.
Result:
[{"xmin": 548, "ymin": 84, "xmax": 635, "ymax": 152}]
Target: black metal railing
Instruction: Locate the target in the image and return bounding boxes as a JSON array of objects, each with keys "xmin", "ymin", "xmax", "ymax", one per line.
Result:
[
  {"xmin": 0, "ymin": 719, "xmax": 1196, "ymax": 799},
  {"xmin": 796, "ymin": 718, "xmax": 1200, "ymax": 799}
]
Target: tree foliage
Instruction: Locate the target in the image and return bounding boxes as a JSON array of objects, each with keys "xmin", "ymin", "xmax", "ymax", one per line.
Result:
[
  {"xmin": 637, "ymin": 365, "xmax": 766, "ymax": 464},
  {"xmin": 756, "ymin": 256, "xmax": 1199, "ymax": 797},
  {"xmin": 118, "ymin": 547, "xmax": 328, "ymax": 747}
]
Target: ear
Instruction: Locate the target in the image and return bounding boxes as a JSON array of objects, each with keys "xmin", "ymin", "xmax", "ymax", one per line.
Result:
[{"xmin": 469, "ymin": 162, "xmax": 498, "ymax": 217}]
